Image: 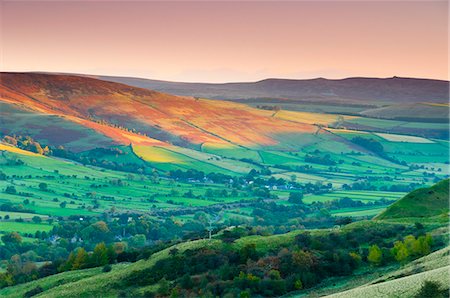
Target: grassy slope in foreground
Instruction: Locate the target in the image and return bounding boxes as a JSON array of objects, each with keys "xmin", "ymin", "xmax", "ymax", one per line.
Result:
[
  {"xmin": 324, "ymin": 246, "xmax": 449, "ymax": 298},
  {"xmin": 0, "ymin": 219, "xmax": 447, "ymax": 297},
  {"xmin": 0, "ymin": 240, "xmax": 221, "ymax": 298},
  {"xmin": 0, "ymin": 229, "xmax": 312, "ymax": 297},
  {"xmin": 375, "ymin": 179, "xmax": 449, "ymax": 220}
]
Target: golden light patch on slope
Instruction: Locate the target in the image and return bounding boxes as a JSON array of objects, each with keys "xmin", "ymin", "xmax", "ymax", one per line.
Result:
[
  {"xmin": 202, "ymin": 141, "xmax": 236, "ymax": 149},
  {"xmin": 0, "ymin": 87, "xmax": 57, "ymax": 115},
  {"xmin": 423, "ymin": 102, "xmax": 450, "ymax": 107},
  {"xmin": 0, "ymin": 143, "xmax": 39, "ymax": 156},
  {"xmin": 273, "ymin": 110, "xmax": 358, "ymax": 125},
  {"xmin": 68, "ymin": 116, "xmax": 168, "ymax": 146},
  {"xmin": 158, "ymin": 97, "xmax": 317, "ymax": 146},
  {"xmin": 132, "ymin": 145, "xmax": 183, "ymax": 163},
  {"xmin": 1, "ymin": 74, "xmax": 320, "ymax": 149},
  {"xmin": 327, "ymin": 128, "xmax": 369, "ymax": 134}
]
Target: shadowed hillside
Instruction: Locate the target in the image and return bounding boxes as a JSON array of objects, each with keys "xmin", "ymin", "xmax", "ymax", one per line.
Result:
[{"xmin": 93, "ymin": 75, "xmax": 449, "ymax": 104}]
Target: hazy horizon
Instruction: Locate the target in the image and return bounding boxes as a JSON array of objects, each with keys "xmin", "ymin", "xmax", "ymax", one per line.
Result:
[
  {"xmin": 3, "ymin": 70, "xmax": 449, "ymax": 85},
  {"xmin": 1, "ymin": 1, "xmax": 448, "ymax": 83}
]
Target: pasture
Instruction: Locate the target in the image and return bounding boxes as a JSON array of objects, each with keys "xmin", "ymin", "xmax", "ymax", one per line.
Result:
[
  {"xmin": 302, "ymin": 190, "xmax": 406, "ymax": 204},
  {"xmin": 0, "ymin": 106, "xmax": 448, "ymax": 237}
]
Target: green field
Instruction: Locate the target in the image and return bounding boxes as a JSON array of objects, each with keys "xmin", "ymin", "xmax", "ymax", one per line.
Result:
[
  {"xmin": 303, "ymin": 190, "xmax": 406, "ymax": 204},
  {"xmin": 0, "ymin": 221, "xmax": 53, "ymax": 234}
]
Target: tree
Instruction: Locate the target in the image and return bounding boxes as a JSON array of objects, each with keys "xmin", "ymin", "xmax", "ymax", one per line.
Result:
[
  {"xmin": 180, "ymin": 273, "xmax": 193, "ymax": 289},
  {"xmin": 240, "ymin": 243, "xmax": 258, "ymax": 262},
  {"xmin": 403, "ymin": 235, "xmax": 417, "ymax": 255},
  {"xmin": 72, "ymin": 248, "xmax": 88, "ymax": 270},
  {"xmin": 59, "ymin": 201, "xmax": 67, "ymax": 208},
  {"xmin": 293, "ymin": 250, "xmax": 315, "ymax": 271},
  {"xmin": 129, "ymin": 234, "xmax": 146, "ymax": 248},
  {"xmin": 391, "ymin": 241, "xmax": 409, "ymax": 262},
  {"xmin": 81, "ymin": 221, "xmax": 110, "ymax": 242},
  {"xmin": 1, "ymin": 232, "xmax": 22, "ymax": 245},
  {"xmin": 157, "ymin": 278, "xmax": 170, "ymax": 296},
  {"xmin": 419, "ymin": 234, "xmax": 432, "ymax": 255},
  {"xmin": 31, "ymin": 216, "xmax": 42, "ymax": 224},
  {"xmin": 59, "ymin": 252, "xmax": 76, "ymax": 272},
  {"xmin": 38, "ymin": 183, "xmax": 48, "ymax": 191},
  {"xmin": 414, "ymin": 222, "xmax": 424, "ymax": 230},
  {"xmin": 5, "ymin": 186, "xmax": 16, "ymax": 195},
  {"xmin": 288, "ymin": 192, "xmax": 303, "ymax": 204},
  {"xmin": 367, "ymin": 245, "xmax": 382, "ymax": 265},
  {"xmin": 205, "ymin": 189, "xmax": 214, "ymax": 198},
  {"xmin": 290, "ymin": 175, "xmax": 297, "ymax": 183},
  {"xmin": 92, "ymin": 242, "xmax": 109, "ymax": 266}
]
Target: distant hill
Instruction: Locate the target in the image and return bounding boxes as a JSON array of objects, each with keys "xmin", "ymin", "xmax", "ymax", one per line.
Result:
[
  {"xmin": 360, "ymin": 102, "xmax": 449, "ymax": 122},
  {"xmin": 93, "ymin": 74, "xmax": 449, "ymax": 105},
  {"xmin": 376, "ymin": 179, "xmax": 449, "ymax": 219}
]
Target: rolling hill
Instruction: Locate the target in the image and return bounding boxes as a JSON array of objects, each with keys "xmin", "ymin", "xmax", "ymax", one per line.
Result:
[
  {"xmin": 92, "ymin": 74, "xmax": 449, "ymax": 105},
  {"xmin": 1, "ymin": 72, "xmax": 448, "ymax": 186},
  {"xmin": 375, "ymin": 179, "xmax": 449, "ymax": 220},
  {"xmin": 0, "ymin": 72, "xmax": 318, "ymax": 151},
  {"xmin": 0, "ymin": 209, "xmax": 447, "ymax": 298},
  {"xmin": 325, "ymin": 246, "xmax": 449, "ymax": 298},
  {"xmin": 359, "ymin": 102, "xmax": 449, "ymax": 122}
]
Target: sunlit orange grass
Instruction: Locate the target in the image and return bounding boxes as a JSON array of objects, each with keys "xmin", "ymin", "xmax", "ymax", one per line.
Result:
[
  {"xmin": 175, "ymin": 99, "xmax": 316, "ymax": 146},
  {"xmin": 68, "ymin": 116, "xmax": 169, "ymax": 147},
  {"xmin": 423, "ymin": 102, "xmax": 450, "ymax": 107},
  {"xmin": 1, "ymin": 74, "xmax": 318, "ymax": 148},
  {"xmin": 0, "ymin": 87, "xmax": 57, "ymax": 115},
  {"xmin": 71, "ymin": 94, "xmax": 228, "ymax": 145}
]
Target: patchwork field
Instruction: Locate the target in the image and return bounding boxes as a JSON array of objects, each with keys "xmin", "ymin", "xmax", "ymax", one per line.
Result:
[
  {"xmin": 0, "ymin": 73, "xmax": 448, "ymax": 246},
  {"xmin": 303, "ymin": 190, "xmax": 406, "ymax": 204},
  {"xmin": 375, "ymin": 132, "xmax": 434, "ymax": 143}
]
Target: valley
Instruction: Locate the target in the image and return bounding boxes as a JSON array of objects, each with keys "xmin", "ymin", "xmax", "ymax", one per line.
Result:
[{"xmin": 0, "ymin": 72, "xmax": 448, "ymax": 297}]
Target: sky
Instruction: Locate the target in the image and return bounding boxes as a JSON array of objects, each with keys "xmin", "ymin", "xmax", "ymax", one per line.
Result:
[{"xmin": 1, "ymin": 1, "xmax": 448, "ymax": 83}]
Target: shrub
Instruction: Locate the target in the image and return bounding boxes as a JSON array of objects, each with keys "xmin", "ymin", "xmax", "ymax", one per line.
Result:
[
  {"xmin": 102, "ymin": 264, "xmax": 112, "ymax": 273},
  {"xmin": 5, "ymin": 186, "xmax": 16, "ymax": 194},
  {"xmin": 414, "ymin": 280, "xmax": 447, "ymax": 298},
  {"xmin": 24, "ymin": 286, "xmax": 44, "ymax": 297}
]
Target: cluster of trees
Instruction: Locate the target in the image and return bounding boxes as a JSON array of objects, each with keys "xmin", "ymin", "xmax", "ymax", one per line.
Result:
[
  {"xmin": 368, "ymin": 234, "xmax": 433, "ymax": 265},
  {"xmin": 351, "ymin": 137, "xmax": 384, "ymax": 155},
  {"xmin": 123, "ymin": 223, "xmax": 439, "ymax": 297},
  {"xmin": 305, "ymin": 150, "xmax": 336, "ymax": 166},
  {"xmin": 0, "ymin": 202, "xmax": 34, "ymax": 214},
  {"xmin": 52, "ymin": 145, "xmax": 150, "ymax": 174},
  {"xmin": 0, "ymin": 240, "xmax": 115, "ymax": 288},
  {"xmin": 2, "ymin": 134, "xmax": 152, "ymax": 175},
  {"xmin": 0, "ymin": 214, "xmax": 184, "ymax": 289},
  {"xmin": 350, "ymin": 137, "xmax": 408, "ymax": 166},
  {"xmin": 343, "ymin": 181, "xmax": 422, "ymax": 192},
  {"xmin": 3, "ymin": 135, "xmax": 49, "ymax": 155},
  {"xmin": 255, "ymin": 105, "xmax": 281, "ymax": 111},
  {"xmin": 0, "ymin": 187, "xmax": 444, "ymax": 294}
]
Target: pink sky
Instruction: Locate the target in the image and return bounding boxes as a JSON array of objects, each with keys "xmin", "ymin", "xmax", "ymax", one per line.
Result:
[{"xmin": 1, "ymin": 1, "xmax": 448, "ymax": 82}]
